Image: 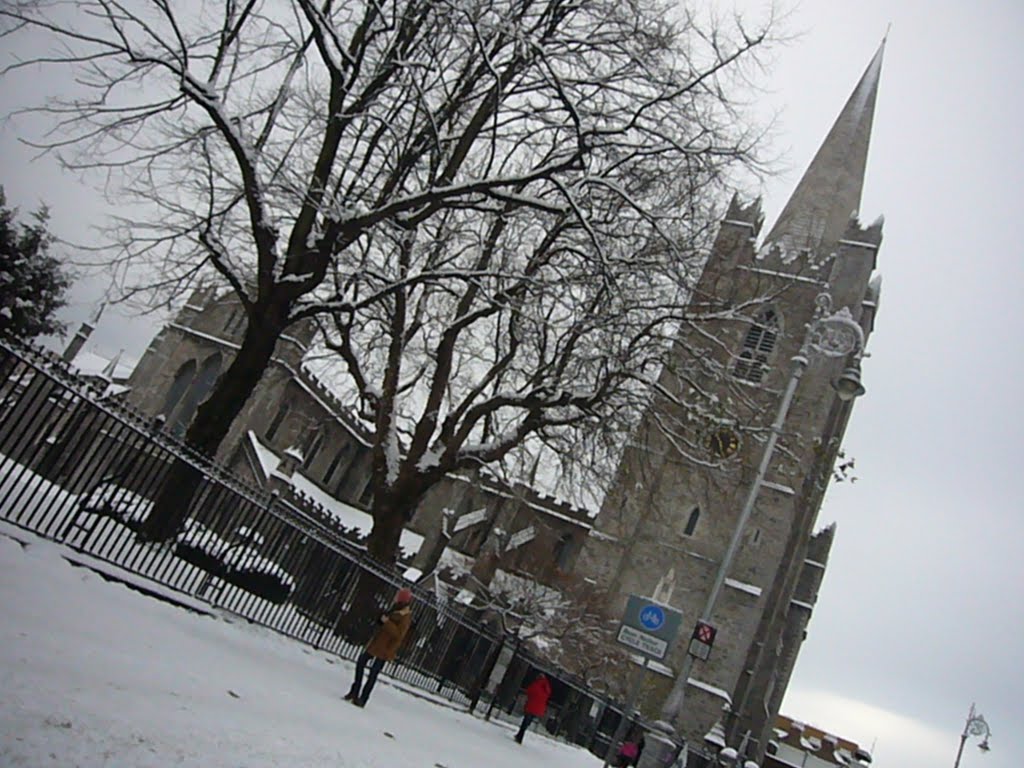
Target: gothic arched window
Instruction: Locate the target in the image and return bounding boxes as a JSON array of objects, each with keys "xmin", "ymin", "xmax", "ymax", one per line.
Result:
[
  {"xmin": 733, "ymin": 308, "xmax": 780, "ymax": 384},
  {"xmin": 304, "ymin": 430, "xmax": 324, "ymax": 469},
  {"xmin": 224, "ymin": 307, "xmax": 246, "ymax": 337},
  {"xmin": 266, "ymin": 401, "xmax": 290, "ymax": 442},
  {"xmin": 683, "ymin": 506, "xmax": 700, "ymax": 537},
  {"xmin": 554, "ymin": 533, "xmax": 576, "ymax": 570},
  {"xmin": 323, "ymin": 444, "xmax": 351, "ymax": 485},
  {"xmin": 161, "ymin": 359, "xmax": 196, "ymax": 418},
  {"xmin": 334, "ymin": 445, "xmax": 369, "ymax": 497},
  {"xmin": 171, "ymin": 352, "xmax": 222, "ymax": 435}
]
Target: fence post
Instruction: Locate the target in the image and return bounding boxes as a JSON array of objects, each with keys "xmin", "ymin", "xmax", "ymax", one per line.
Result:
[
  {"xmin": 467, "ymin": 631, "xmax": 504, "ymax": 713},
  {"xmin": 485, "ymin": 636, "xmax": 522, "ymax": 721}
]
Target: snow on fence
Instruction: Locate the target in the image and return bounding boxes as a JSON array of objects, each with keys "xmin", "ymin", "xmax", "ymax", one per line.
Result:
[{"xmin": 0, "ymin": 339, "xmax": 646, "ymax": 759}]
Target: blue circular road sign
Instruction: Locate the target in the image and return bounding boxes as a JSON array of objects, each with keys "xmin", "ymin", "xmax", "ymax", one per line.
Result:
[{"xmin": 639, "ymin": 604, "xmax": 665, "ymax": 631}]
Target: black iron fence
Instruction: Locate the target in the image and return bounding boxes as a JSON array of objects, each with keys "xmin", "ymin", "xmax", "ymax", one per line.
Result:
[{"xmin": 0, "ymin": 338, "xmax": 665, "ymax": 760}]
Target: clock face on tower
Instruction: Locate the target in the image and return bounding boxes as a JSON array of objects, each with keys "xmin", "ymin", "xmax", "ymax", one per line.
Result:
[{"xmin": 707, "ymin": 428, "xmax": 740, "ymax": 459}]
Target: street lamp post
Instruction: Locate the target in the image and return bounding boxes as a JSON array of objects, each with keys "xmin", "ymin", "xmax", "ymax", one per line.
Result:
[
  {"xmin": 953, "ymin": 704, "xmax": 992, "ymax": 768},
  {"xmin": 638, "ymin": 293, "xmax": 867, "ymax": 768}
]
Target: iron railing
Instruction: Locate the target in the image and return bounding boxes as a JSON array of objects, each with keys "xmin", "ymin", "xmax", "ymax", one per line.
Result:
[{"xmin": 0, "ymin": 338, "xmax": 662, "ymax": 760}]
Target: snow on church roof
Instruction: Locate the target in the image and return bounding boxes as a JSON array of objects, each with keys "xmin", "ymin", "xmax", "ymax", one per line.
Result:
[
  {"xmin": 70, "ymin": 349, "xmax": 137, "ymax": 382},
  {"xmin": 246, "ymin": 431, "xmax": 424, "ymax": 556},
  {"xmin": 248, "ymin": 432, "xmax": 281, "ymax": 478}
]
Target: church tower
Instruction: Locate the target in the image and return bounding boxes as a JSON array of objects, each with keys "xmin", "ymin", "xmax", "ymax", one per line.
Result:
[{"xmin": 574, "ymin": 42, "xmax": 886, "ymax": 759}]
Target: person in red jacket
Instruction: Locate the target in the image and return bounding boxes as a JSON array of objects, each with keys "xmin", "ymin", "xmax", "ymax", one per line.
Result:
[{"xmin": 514, "ymin": 672, "xmax": 552, "ymax": 744}]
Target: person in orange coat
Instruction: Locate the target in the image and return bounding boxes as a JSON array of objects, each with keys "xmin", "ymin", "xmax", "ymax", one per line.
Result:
[
  {"xmin": 345, "ymin": 588, "xmax": 414, "ymax": 707},
  {"xmin": 514, "ymin": 672, "xmax": 552, "ymax": 743}
]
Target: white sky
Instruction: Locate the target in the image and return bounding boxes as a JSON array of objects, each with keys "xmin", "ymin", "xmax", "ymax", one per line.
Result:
[
  {"xmin": 732, "ymin": 3, "xmax": 1024, "ymax": 767},
  {"xmin": 2, "ymin": 3, "xmax": 1021, "ymax": 767}
]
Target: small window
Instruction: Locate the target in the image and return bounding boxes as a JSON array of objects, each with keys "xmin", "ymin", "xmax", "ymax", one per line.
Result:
[
  {"xmin": 683, "ymin": 506, "xmax": 700, "ymax": 536},
  {"xmin": 707, "ymin": 428, "xmax": 739, "ymax": 459},
  {"xmin": 733, "ymin": 308, "xmax": 780, "ymax": 384}
]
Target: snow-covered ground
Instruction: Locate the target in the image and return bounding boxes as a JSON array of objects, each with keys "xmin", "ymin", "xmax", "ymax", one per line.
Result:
[{"xmin": 0, "ymin": 529, "xmax": 602, "ymax": 767}]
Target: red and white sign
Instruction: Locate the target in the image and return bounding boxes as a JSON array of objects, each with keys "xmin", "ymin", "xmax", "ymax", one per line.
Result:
[{"xmin": 688, "ymin": 621, "xmax": 717, "ymax": 660}]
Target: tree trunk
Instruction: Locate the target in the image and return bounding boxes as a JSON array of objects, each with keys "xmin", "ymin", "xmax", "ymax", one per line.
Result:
[
  {"xmin": 333, "ymin": 494, "xmax": 418, "ymax": 641},
  {"xmin": 365, "ymin": 487, "xmax": 426, "ymax": 564},
  {"xmin": 333, "ymin": 565, "xmax": 391, "ymax": 644},
  {"xmin": 137, "ymin": 321, "xmax": 282, "ymax": 542},
  {"xmin": 412, "ymin": 468, "xmax": 480, "ymax": 579}
]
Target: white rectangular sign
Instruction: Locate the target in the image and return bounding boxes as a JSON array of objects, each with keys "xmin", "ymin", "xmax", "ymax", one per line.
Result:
[
  {"xmin": 617, "ymin": 624, "xmax": 669, "ymax": 659},
  {"xmin": 688, "ymin": 638, "xmax": 712, "ymax": 661}
]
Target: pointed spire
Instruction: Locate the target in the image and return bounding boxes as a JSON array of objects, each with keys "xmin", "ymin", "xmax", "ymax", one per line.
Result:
[
  {"xmin": 764, "ymin": 39, "xmax": 886, "ymax": 256},
  {"xmin": 89, "ymin": 302, "xmax": 106, "ymax": 326},
  {"xmin": 101, "ymin": 349, "xmax": 123, "ymax": 382}
]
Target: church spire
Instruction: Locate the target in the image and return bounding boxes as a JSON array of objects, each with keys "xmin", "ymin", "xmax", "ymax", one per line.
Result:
[{"xmin": 764, "ymin": 39, "xmax": 886, "ymax": 256}]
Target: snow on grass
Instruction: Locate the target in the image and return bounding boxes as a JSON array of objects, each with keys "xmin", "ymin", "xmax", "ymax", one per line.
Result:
[{"xmin": 0, "ymin": 531, "xmax": 602, "ymax": 767}]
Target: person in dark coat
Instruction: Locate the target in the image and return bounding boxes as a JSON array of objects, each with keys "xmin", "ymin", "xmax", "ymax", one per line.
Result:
[
  {"xmin": 514, "ymin": 672, "xmax": 552, "ymax": 743},
  {"xmin": 345, "ymin": 588, "xmax": 414, "ymax": 707}
]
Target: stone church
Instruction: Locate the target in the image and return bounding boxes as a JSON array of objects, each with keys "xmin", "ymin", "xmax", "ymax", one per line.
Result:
[
  {"xmin": 574, "ymin": 42, "xmax": 886, "ymax": 759},
  {"xmin": 112, "ymin": 41, "xmax": 886, "ymax": 762},
  {"xmin": 122, "ymin": 269, "xmax": 596, "ymax": 603}
]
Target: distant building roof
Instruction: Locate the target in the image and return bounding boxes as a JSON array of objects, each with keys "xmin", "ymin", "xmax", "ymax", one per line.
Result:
[{"xmin": 769, "ymin": 714, "xmax": 871, "ymax": 767}]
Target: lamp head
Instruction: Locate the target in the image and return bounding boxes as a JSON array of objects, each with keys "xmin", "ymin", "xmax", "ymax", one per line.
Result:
[{"xmin": 833, "ymin": 362, "xmax": 866, "ymax": 402}]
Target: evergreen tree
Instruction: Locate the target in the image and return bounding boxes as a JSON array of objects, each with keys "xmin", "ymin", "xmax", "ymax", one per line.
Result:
[{"xmin": 0, "ymin": 189, "xmax": 70, "ymax": 340}]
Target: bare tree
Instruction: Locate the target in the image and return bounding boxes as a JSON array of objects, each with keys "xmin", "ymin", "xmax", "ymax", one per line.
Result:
[
  {"xmin": 1, "ymin": 0, "xmax": 774, "ymax": 543},
  {"xmin": 465, "ymin": 568, "xmax": 629, "ymax": 694}
]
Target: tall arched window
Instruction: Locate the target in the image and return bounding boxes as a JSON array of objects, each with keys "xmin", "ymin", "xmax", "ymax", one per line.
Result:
[
  {"xmin": 733, "ymin": 308, "xmax": 780, "ymax": 384},
  {"xmin": 323, "ymin": 444, "xmax": 351, "ymax": 485},
  {"xmin": 683, "ymin": 506, "xmax": 700, "ymax": 537},
  {"xmin": 171, "ymin": 352, "xmax": 222, "ymax": 435},
  {"xmin": 554, "ymin": 533, "xmax": 576, "ymax": 570},
  {"xmin": 224, "ymin": 305, "xmax": 249, "ymax": 338},
  {"xmin": 334, "ymin": 445, "xmax": 369, "ymax": 498},
  {"xmin": 161, "ymin": 359, "xmax": 196, "ymax": 418},
  {"xmin": 266, "ymin": 401, "xmax": 290, "ymax": 442},
  {"xmin": 304, "ymin": 430, "xmax": 324, "ymax": 469}
]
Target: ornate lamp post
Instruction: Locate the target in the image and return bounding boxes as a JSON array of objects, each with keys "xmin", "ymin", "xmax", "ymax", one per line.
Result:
[
  {"xmin": 639, "ymin": 293, "xmax": 867, "ymax": 768},
  {"xmin": 953, "ymin": 704, "xmax": 992, "ymax": 768}
]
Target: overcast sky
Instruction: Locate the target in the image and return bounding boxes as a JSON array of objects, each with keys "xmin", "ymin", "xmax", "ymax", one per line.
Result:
[
  {"xmin": 2, "ymin": 2, "xmax": 1021, "ymax": 767},
  {"xmin": 733, "ymin": 3, "xmax": 1023, "ymax": 767}
]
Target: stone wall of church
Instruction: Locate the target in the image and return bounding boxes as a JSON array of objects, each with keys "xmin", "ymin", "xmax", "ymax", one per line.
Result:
[
  {"xmin": 124, "ymin": 285, "xmax": 593, "ymax": 594},
  {"xmin": 572, "ymin": 194, "xmax": 882, "ymax": 750}
]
